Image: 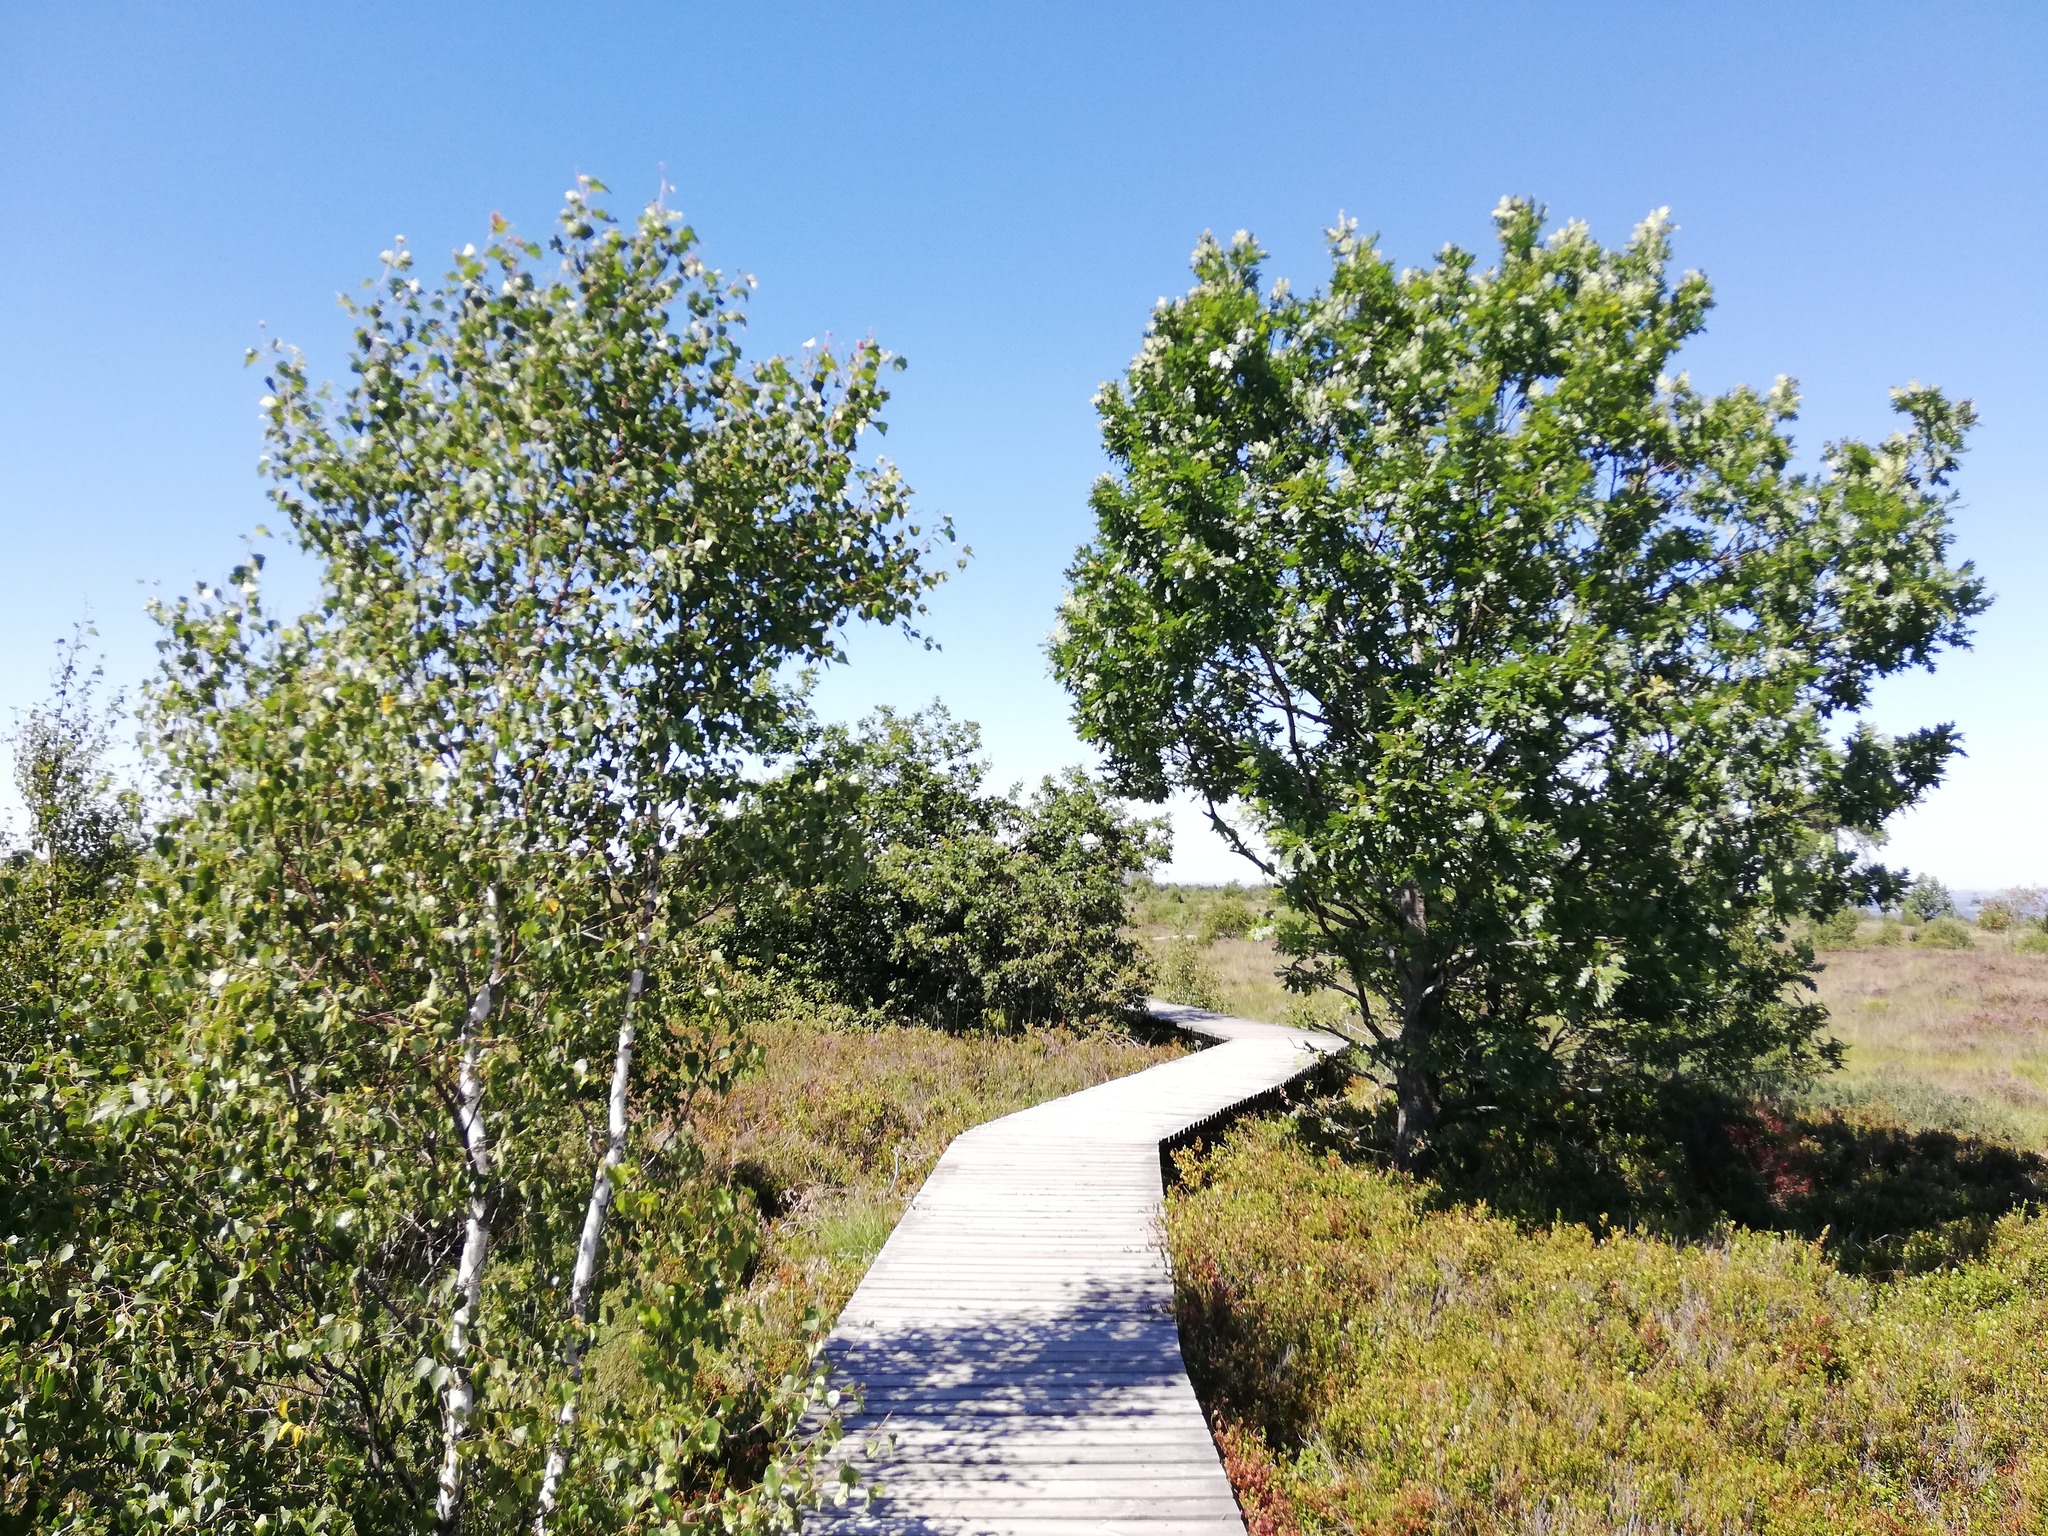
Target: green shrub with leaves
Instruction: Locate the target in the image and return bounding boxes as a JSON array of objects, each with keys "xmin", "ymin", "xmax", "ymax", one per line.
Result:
[
  {"xmin": 1053, "ymin": 197, "xmax": 1984, "ymax": 1169},
  {"xmin": 1200, "ymin": 894, "xmax": 1258, "ymax": 942},
  {"xmin": 1917, "ymin": 915, "xmax": 1975, "ymax": 950},
  {"xmin": 1155, "ymin": 938, "xmax": 1227, "ymax": 1012},
  {"xmin": 1976, "ymin": 901, "xmax": 2013, "ymax": 932},
  {"xmin": 1168, "ymin": 1117, "xmax": 2048, "ymax": 1536},
  {"xmin": 2, "ymin": 181, "xmax": 948, "ymax": 1535},
  {"xmin": 722, "ymin": 707, "xmax": 1166, "ymax": 1029},
  {"xmin": 1812, "ymin": 906, "xmax": 1864, "ymax": 950}
]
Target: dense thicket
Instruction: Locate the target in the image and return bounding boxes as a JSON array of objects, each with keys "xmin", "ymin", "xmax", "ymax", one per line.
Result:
[
  {"xmin": 1054, "ymin": 198, "xmax": 1986, "ymax": 1169},
  {"xmin": 719, "ymin": 708, "xmax": 1165, "ymax": 1028}
]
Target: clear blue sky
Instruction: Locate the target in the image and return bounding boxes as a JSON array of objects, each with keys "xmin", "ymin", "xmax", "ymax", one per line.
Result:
[{"xmin": 3, "ymin": 2, "xmax": 2042, "ymax": 884}]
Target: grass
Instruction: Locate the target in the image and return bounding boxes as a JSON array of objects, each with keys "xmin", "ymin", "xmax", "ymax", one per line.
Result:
[
  {"xmin": 1128, "ymin": 881, "xmax": 1355, "ymax": 1029},
  {"xmin": 1139, "ymin": 889, "xmax": 2048, "ymax": 1533},
  {"xmin": 1806, "ymin": 927, "xmax": 2048, "ymax": 1147}
]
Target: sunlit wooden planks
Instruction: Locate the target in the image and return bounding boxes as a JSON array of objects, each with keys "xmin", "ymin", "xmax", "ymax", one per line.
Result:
[{"xmin": 807, "ymin": 1003, "xmax": 1344, "ymax": 1536}]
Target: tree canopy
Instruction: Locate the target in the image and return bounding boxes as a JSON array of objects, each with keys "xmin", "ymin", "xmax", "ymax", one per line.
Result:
[
  {"xmin": 4, "ymin": 180, "xmax": 951, "ymax": 1534},
  {"xmin": 1052, "ymin": 198, "xmax": 1986, "ymax": 1169}
]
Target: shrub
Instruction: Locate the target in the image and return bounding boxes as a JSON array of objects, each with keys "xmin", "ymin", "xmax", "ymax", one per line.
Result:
[
  {"xmin": 722, "ymin": 708, "xmax": 1168, "ymax": 1028},
  {"xmin": 1872, "ymin": 919, "xmax": 1907, "ymax": 946},
  {"xmin": 1917, "ymin": 915, "xmax": 1974, "ymax": 949},
  {"xmin": 1976, "ymin": 901, "xmax": 2012, "ymax": 932},
  {"xmin": 1167, "ymin": 1117, "xmax": 2048, "ymax": 1536},
  {"xmin": 2015, "ymin": 930, "xmax": 2048, "ymax": 957},
  {"xmin": 1202, "ymin": 894, "xmax": 1258, "ymax": 942},
  {"xmin": 1812, "ymin": 907, "xmax": 1863, "ymax": 949},
  {"xmin": 1156, "ymin": 938, "xmax": 1226, "ymax": 1012}
]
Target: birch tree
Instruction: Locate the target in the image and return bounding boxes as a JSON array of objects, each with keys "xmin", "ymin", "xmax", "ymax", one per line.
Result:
[{"xmin": 10, "ymin": 179, "xmax": 948, "ymax": 1533}]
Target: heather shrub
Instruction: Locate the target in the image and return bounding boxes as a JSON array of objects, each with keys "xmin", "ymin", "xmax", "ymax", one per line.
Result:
[{"xmin": 1168, "ymin": 1117, "xmax": 2048, "ymax": 1536}]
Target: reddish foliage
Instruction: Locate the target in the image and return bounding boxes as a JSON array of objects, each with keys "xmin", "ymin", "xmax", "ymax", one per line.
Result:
[
  {"xmin": 1383, "ymin": 1486, "xmax": 1440, "ymax": 1536},
  {"xmin": 1722, "ymin": 1108, "xmax": 1816, "ymax": 1201},
  {"xmin": 1212, "ymin": 1418, "xmax": 1301, "ymax": 1536}
]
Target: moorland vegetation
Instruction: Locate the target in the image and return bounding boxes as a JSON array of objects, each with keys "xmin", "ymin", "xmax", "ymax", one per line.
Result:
[{"xmin": 3, "ymin": 180, "xmax": 2040, "ymax": 1536}]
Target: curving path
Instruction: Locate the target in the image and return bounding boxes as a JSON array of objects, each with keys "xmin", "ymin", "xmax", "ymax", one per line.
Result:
[{"xmin": 810, "ymin": 1002, "xmax": 1346, "ymax": 1536}]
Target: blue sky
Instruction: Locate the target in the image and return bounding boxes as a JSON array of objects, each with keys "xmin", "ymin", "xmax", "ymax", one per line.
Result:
[{"xmin": 2, "ymin": 2, "xmax": 2042, "ymax": 883}]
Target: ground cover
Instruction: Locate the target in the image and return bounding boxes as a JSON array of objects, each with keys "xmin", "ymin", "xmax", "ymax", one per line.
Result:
[
  {"xmin": 1145, "ymin": 889, "xmax": 2048, "ymax": 1533},
  {"xmin": 1806, "ymin": 926, "xmax": 2048, "ymax": 1146},
  {"xmin": 1169, "ymin": 1119, "xmax": 2048, "ymax": 1535}
]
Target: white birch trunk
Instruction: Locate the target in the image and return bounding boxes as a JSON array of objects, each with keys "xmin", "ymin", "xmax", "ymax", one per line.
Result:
[
  {"xmin": 532, "ymin": 898, "xmax": 653, "ymax": 1533},
  {"xmin": 436, "ymin": 913, "xmax": 502, "ymax": 1536}
]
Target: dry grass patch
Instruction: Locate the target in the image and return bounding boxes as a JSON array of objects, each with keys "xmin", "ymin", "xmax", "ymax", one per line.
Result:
[{"xmin": 1809, "ymin": 936, "xmax": 2048, "ymax": 1146}]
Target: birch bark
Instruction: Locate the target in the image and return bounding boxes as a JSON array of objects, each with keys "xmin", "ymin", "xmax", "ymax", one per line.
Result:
[
  {"xmin": 532, "ymin": 878, "xmax": 657, "ymax": 1533},
  {"xmin": 435, "ymin": 903, "xmax": 503, "ymax": 1535}
]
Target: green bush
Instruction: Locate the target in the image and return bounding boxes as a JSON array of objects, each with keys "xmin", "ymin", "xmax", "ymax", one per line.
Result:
[
  {"xmin": 1873, "ymin": 919, "xmax": 1907, "ymax": 946},
  {"xmin": 1812, "ymin": 907, "xmax": 1863, "ymax": 949},
  {"xmin": 2015, "ymin": 930, "xmax": 2048, "ymax": 957},
  {"xmin": 1977, "ymin": 901, "xmax": 2013, "ymax": 932},
  {"xmin": 1917, "ymin": 915, "xmax": 1974, "ymax": 949},
  {"xmin": 1168, "ymin": 1117, "xmax": 2048, "ymax": 1536},
  {"xmin": 1201, "ymin": 894, "xmax": 1258, "ymax": 942},
  {"xmin": 721, "ymin": 708, "xmax": 1169, "ymax": 1028},
  {"xmin": 1155, "ymin": 938, "xmax": 1226, "ymax": 1012}
]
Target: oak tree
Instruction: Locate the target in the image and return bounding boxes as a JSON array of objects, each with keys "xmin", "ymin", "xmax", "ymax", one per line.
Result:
[{"xmin": 1053, "ymin": 199, "xmax": 1985, "ymax": 1170}]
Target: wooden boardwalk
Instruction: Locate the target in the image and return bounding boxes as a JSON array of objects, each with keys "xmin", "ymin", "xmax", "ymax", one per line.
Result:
[{"xmin": 810, "ymin": 1003, "xmax": 1345, "ymax": 1536}]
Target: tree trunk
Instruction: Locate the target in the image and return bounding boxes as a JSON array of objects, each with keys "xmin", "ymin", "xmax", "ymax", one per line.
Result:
[
  {"xmin": 1391, "ymin": 1044, "xmax": 1441, "ymax": 1174},
  {"xmin": 1390, "ymin": 884, "xmax": 1441, "ymax": 1174},
  {"xmin": 436, "ymin": 911, "xmax": 502, "ymax": 1536},
  {"xmin": 532, "ymin": 883, "xmax": 656, "ymax": 1533}
]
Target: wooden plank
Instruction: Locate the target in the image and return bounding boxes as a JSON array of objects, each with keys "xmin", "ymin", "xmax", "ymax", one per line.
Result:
[{"xmin": 808, "ymin": 1003, "xmax": 1343, "ymax": 1536}]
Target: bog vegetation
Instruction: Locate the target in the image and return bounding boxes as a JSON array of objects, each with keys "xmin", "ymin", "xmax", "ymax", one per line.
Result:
[
  {"xmin": 4, "ymin": 181, "xmax": 2039, "ymax": 1536},
  {"xmin": 1145, "ymin": 893, "xmax": 2048, "ymax": 1533}
]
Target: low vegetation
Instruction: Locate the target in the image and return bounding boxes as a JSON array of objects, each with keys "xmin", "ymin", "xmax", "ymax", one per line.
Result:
[
  {"xmin": 1804, "ymin": 924, "xmax": 2048, "ymax": 1146},
  {"xmin": 1169, "ymin": 1119, "xmax": 2048, "ymax": 1536},
  {"xmin": 1153, "ymin": 890, "xmax": 2048, "ymax": 1535}
]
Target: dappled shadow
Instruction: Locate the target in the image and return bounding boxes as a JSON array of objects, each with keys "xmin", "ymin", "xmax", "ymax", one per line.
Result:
[
  {"xmin": 1293, "ymin": 1086, "xmax": 2048, "ymax": 1276},
  {"xmin": 804, "ymin": 1278, "xmax": 1229, "ymax": 1533}
]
